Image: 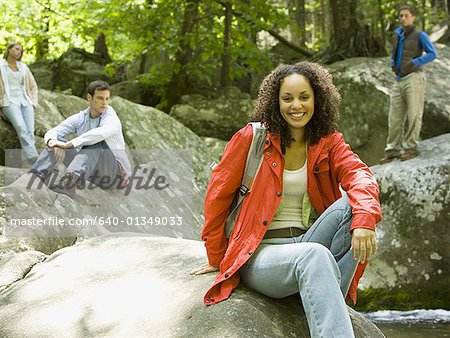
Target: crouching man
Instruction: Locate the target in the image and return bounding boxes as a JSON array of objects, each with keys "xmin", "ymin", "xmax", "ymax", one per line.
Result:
[{"xmin": 28, "ymin": 80, "xmax": 132, "ymax": 197}]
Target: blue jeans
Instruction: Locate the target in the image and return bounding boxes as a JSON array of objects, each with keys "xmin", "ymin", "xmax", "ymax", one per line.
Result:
[
  {"xmin": 2, "ymin": 103, "xmax": 38, "ymax": 161},
  {"xmin": 239, "ymin": 196, "xmax": 356, "ymax": 338},
  {"xmin": 298, "ymin": 195, "xmax": 358, "ymax": 297}
]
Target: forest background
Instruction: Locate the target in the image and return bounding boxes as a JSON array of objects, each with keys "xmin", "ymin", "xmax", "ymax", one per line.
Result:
[{"xmin": 2, "ymin": 0, "xmax": 450, "ymax": 111}]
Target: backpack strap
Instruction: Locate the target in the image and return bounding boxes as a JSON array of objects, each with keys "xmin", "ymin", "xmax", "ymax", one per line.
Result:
[
  {"xmin": 224, "ymin": 122, "xmax": 267, "ymax": 237},
  {"xmin": 240, "ymin": 122, "xmax": 267, "ymax": 195}
]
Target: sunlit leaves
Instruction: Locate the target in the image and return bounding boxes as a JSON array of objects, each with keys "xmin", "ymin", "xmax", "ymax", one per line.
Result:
[{"xmin": 1, "ymin": 0, "xmax": 446, "ymax": 88}]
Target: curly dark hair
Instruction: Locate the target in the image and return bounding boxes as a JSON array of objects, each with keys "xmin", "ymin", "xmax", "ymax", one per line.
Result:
[{"xmin": 250, "ymin": 61, "xmax": 341, "ymax": 151}]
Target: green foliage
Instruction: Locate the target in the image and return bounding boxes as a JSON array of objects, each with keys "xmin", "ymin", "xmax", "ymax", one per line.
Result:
[{"xmin": 1, "ymin": 0, "xmax": 447, "ymax": 91}]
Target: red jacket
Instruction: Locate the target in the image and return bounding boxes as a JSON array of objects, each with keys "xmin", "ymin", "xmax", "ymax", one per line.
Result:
[{"xmin": 201, "ymin": 125, "xmax": 382, "ymax": 305}]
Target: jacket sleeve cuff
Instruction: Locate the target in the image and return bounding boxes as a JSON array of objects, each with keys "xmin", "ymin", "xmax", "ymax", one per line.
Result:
[
  {"xmin": 207, "ymin": 254, "xmax": 223, "ymax": 268},
  {"xmin": 350, "ymin": 213, "xmax": 377, "ymax": 232},
  {"xmin": 70, "ymin": 137, "xmax": 82, "ymax": 148}
]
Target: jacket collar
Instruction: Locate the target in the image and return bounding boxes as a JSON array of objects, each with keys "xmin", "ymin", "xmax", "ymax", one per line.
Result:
[
  {"xmin": 395, "ymin": 25, "xmax": 416, "ymax": 37},
  {"xmin": 264, "ymin": 131, "xmax": 330, "ymax": 164},
  {"xmin": 264, "ymin": 132, "xmax": 283, "ymax": 155},
  {"xmin": 0, "ymin": 59, "xmax": 26, "ymax": 76}
]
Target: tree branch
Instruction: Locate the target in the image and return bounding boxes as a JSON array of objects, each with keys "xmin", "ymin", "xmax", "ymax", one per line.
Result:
[
  {"xmin": 214, "ymin": 0, "xmax": 314, "ymax": 57},
  {"xmin": 266, "ymin": 28, "xmax": 313, "ymax": 57}
]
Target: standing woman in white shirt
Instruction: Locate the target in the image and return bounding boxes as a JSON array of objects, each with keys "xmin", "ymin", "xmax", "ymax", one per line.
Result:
[{"xmin": 0, "ymin": 42, "xmax": 39, "ymax": 167}]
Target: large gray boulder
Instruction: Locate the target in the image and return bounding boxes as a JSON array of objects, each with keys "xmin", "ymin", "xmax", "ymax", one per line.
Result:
[
  {"xmin": 1, "ymin": 165, "xmax": 201, "ymax": 255},
  {"xmin": 0, "ymin": 115, "xmax": 20, "ymax": 166},
  {"xmin": 357, "ymin": 134, "xmax": 450, "ymax": 310},
  {"xmin": 52, "ymin": 48, "xmax": 114, "ymax": 97},
  {"xmin": 1, "ymin": 93, "xmax": 218, "ymax": 257},
  {"xmin": 0, "ymin": 90, "xmax": 214, "ymax": 188},
  {"xmin": 0, "ymin": 250, "xmax": 46, "ymax": 292},
  {"xmin": 110, "ymin": 80, "xmax": 144, "ymax": 104},
  {"xmin": 202, "ymin": 137, "xmax": 228, "ymax": 164},
  {"xmin": 169, "ymin": 87, "xmax": 254, "ymax": 140},
  {"xmin": 0, "ymin": 167, "xmax": 78, "ymax": 255},
  {"xmin": 110, "ymin": 96, "xmax": 214, "ymax": 192},
  {"xmin": 28, "ymin": 61, "xmax": 54, "ymax": 90},
  {"xmin": 329, "ymin": 44, "xmax": 450, "ymax": 165},
  {"xmin": 39, "ymin": 90, "xmax": 88, "ymax": 120},
  {"xmin": 0, "ymin": 235, "xmax": 385, "ymax": 338}
]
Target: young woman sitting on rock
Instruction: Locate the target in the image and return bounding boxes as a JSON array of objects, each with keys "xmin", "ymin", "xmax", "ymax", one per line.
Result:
[
  {"xmin": 0, "ymin": 42, "xmax": 39, "ymax": 168},
  {"xmin": 191, "ymin": 61, "xmax": 382, "ymax": 338}
]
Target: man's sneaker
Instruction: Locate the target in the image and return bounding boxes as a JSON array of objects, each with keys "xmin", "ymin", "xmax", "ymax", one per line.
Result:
[
  {"xmin": 50, "ymin": 172, "xmax": 80, "ymax": 198},
  {"xmin": 400, "ymin": 149, "xmax": 419, "ymax": 161},
  {"xmin": 379, "ymin": 152, "xmax": 400, "ymax": 165}
]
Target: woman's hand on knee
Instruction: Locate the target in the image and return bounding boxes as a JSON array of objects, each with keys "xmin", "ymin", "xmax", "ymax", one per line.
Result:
[
  {"xmin": 351, "ymin": 228, "xmax": 377, "ymax": 264},
  {"xmin": 190, "ymin": 263, "xmax": 219, "ymax": 275}
]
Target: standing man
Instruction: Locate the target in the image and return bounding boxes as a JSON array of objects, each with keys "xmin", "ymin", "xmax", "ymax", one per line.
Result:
[
  {"xmin": 28, "ymin": 80, "xmax": 132, "ymax": 197},
  {"xmin": 379, "ymin": 4, "xmax": 437, "ymax": 164}
]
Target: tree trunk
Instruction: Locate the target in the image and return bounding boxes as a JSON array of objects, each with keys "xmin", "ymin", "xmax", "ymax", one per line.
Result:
[
  {"xmin": 422, "ymin": 0, "xmax": 427, "ymax": 30},
  {"xmin": 220, "ymin": 1, "xmax": 232, "ymax": 87},
  {"xmin": 310, "ymin": 0, "xmax": 316, "ymax": 45},
  {"xmin": 437, "ymin": 0, "xmax": 450, "ymax": 44},
  {"xmin": 377, "ymin": 0, "xmax": 386, "ymax": 49},
  {"xmin": 162, "ymin": 0, "xmax": 199, "ymax": 111},
  {"xmin": 317, "ymin": 0, "xmax": 385, "ymax": 63},
  {"xmin": 320, "ymin": 0, "xmax": 329, "ymax": 44},
  {"xmin": 294, "ymin": 0, "xmax": 307, "ymax": 47},
  {"xmin": 94, "ymin": 33, "xmax": 111, "ymax": 64},
  {"xmin": 35, "ymin": 0, "xmax": 50, "ymax": 61},
  {"xmin": 216, "ymin": 0, "xmax": 313, "ymax": 57}
]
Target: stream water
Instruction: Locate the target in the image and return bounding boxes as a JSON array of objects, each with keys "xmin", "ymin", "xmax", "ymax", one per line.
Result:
[{"xmin": 361, "ymin": 309, "xmax": 450, "ymax": 338}]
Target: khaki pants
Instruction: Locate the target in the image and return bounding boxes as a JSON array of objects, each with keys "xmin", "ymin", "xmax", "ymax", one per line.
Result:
[{"xmin": 385, "ymin": 72, "xmax": 426, "ymax": 154}]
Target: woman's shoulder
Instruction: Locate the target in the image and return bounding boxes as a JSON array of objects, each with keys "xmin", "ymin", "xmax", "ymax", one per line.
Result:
[
  {"xmin": 315, "ymin": 131, "xmax": 344, "ymax": 146},
  {"xmin": 224, "ymin": 124, "xmax": 256, "ymax": 153},
  {"xmin": 18, "ymin": 61, "xmax": 31, "ymax": 71},
  {"xmin": 232, "ymin": 123, "xmax": 256, "ymax": 141}
]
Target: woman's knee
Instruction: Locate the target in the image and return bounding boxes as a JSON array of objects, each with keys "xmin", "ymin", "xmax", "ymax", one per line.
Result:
[
  {"xmin": 295, "ymin": 243, "xmax": 340, "ymax": 279},
  {"xmin": 14, "ymin": 123, "xmax": 28, "ymax": 138},
  {"xmin": 301, "ymin": 243, "xmax": 333, "ymax": 260},
  {"xmin": 293, "ymin": 243, "xmax": 333, "ymax": 267}
]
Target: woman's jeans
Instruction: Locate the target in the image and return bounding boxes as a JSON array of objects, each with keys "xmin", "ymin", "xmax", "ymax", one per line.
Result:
[
  {"xmin": 2, "ymin": 103, "xmax": 38, "ymax": 161},
  {"xmin": 239, "ymin": 196, "xmax": 357, "ymax": 338}
]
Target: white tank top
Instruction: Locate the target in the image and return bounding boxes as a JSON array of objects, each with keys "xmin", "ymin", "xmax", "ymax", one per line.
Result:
[{"xmin": 269, "ymin": 160, "xmax": 307, "ymax": 230}]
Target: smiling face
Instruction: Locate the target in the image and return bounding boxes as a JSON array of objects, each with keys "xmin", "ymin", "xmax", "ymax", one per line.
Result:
[
  {"xmin": 279, "ymin": 73, "xmax": 315, "ymax": 133},
  {"xmin": 399, "ymin": 9, "xmax": 415, "ymax": 28},
  {"xmin": 87, "ymin": 89, "xmax": 110, "ymax": 118}
]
